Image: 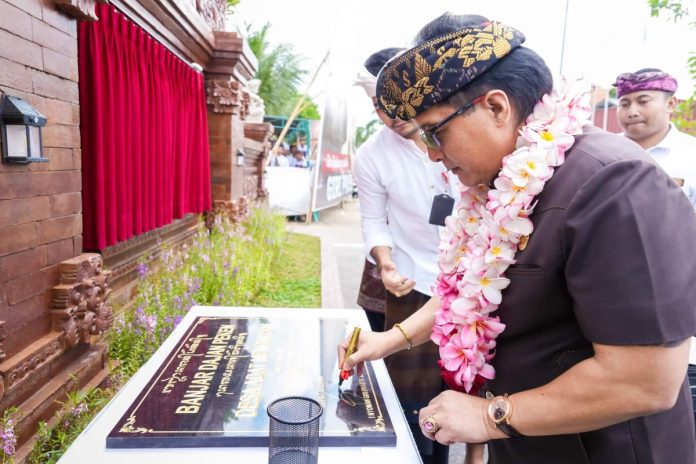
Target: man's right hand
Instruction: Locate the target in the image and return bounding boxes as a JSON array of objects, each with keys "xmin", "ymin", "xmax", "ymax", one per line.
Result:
[{"xmin": 379, "ymin": 260, "xmax": 416, "ymax": 297}]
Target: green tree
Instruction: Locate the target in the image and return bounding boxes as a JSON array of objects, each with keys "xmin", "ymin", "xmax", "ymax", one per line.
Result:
[
  {"xmin": 298, "ymin": 98, "xmax": 321, "ymax": 120},
  {"xmin": 648, "ymin": 0, "xmax": 696, "ymax": 134},
  {"xmin": 246, "ymin": 23, "xmax": 320, "ymax": 119},
  {"xmin": 354, "ymin": 119, "xmax": 382, "ymax": 149}
]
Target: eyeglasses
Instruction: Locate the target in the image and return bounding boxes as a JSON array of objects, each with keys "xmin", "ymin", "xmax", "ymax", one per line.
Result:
[{"xmin": 419, "ymin": 96, "xmax": 484, "ymax": 149}]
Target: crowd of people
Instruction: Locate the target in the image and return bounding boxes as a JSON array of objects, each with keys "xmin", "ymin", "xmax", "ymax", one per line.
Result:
[
  {"xmin": 343, "ymin": 12, "xmax": 696, "ymax": 464},
  {"xmin": 268, "ymin": 138, "xmax": 313, "ymax": 168}
]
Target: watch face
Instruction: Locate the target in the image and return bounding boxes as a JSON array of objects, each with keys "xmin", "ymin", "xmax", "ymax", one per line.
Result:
[{"xmin": 488, "ymin": 397, "xmax": 510, "ymax": 424}]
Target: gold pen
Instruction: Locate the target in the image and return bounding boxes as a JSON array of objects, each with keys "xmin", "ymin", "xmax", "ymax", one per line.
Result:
[{"xmin": 338, "ymin": 326, "xmax": 361, "ymax": 388}]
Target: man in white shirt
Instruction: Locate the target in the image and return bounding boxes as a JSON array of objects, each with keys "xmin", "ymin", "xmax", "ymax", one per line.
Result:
[
  {"xmin": 614, "ymin": 68, "xmax": 696, "ymax": 423},
  {"xmin": 614, "ymin": 68, "xmax": 696, "ymax": 208},
  {"xmin": 353, "ymin": 48, "xmax": 459, "ymax": 464}
]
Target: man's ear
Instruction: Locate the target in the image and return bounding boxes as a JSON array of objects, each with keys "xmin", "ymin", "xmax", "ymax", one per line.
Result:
[
  {"xmin": 667, "ymin": 95, "xmax": 677, "ymax": 114},
  {"xmin": 481, "ymin": 90, "xmax": 514, "ymax": 128}
]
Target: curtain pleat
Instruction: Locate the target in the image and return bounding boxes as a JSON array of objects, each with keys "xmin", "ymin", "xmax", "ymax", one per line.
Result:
[{"xmin": 79, "ymin": 3, "xmax": 212, "ymax": 250}]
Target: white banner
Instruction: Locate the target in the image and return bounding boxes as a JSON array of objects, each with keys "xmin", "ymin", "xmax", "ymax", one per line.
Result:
[{"xmin": 266, "ymin": 167, "xmax": 312, "ymax": 215}]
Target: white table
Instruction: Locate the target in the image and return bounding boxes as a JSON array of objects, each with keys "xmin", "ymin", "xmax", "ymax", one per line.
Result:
[{"xmin": 59, "ymin": 306, "xmax": 422, "ymax": 463}]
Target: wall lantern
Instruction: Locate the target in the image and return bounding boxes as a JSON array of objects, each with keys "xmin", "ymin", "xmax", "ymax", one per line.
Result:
[
  {"xmin": 236, "ymin": 149, "xmax": 245, "ymax": 167},
  {"xmin": 1, "ymin": 95, "xmax": 48, "ymax": 164}
]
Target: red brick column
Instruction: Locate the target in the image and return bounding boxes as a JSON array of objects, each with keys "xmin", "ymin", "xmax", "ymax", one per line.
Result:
[{"xmin": 204, "ymin": 31, "xmax": 256, "ymax": 206}]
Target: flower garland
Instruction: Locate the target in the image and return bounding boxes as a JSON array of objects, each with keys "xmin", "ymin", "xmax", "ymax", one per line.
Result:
[{"xmin": 432, "ymin": 79, "xmax": 592, "ymax": 394}]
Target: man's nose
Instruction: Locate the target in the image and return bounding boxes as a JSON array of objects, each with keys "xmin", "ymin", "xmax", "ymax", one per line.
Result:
[
  {"xmin": 627, "ymin": 103, "xmax": 640, "ymax": 117},
  {"xmin": 427, "ymin": 146, "xmax": 443, "ymax": 162}
]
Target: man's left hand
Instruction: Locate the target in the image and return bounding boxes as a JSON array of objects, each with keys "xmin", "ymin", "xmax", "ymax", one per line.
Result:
[{"xmin": 418, "ymin": 390, "xmax": 500, "ymax": 445}]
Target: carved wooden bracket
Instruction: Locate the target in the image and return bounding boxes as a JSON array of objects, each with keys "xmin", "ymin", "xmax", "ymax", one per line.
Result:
[
  {"xmin": 206, "ymin": 79, "xmax": 241, "ymax": 114},
  {"xmin": 53, "ymin": 0, "xmax": 108, "ymax": 21},
  {"xmin": 0, "ymin": 334, "xmax": 64, "ymax": 396},
  {"xmin": 239, "ymin": 89, "xmax": 250, "ymax": 121},
  {"xmin": 51, "ymin": 254, "xmax": 113, "ymax": 346}
]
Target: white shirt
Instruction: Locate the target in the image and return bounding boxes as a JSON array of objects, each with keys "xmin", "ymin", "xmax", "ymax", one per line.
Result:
[
  {"xmin": 646, "ymin": 124, "xmax": 696, "ymax": 209},
  {"xmin": 269, "ymin": 154, "xmax": 290, "ymax": 167},
  {"xmin": 353, "ymin": 126, "xmax": 460, "ymax": 296}
]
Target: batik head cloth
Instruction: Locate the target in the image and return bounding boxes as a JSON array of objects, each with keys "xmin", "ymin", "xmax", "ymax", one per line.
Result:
[
  {"xmin": 613, "ymin": 71, "xmax": 678, "ymax": 98},
  {"xmin": 376, "ymin": 21, "xmax": 525, "ymax": 120}
]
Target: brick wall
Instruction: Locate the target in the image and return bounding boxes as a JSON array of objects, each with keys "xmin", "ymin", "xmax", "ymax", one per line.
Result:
[{"xmin": 0, "ymin": 0, "xmax": 81, "ymax": 359}]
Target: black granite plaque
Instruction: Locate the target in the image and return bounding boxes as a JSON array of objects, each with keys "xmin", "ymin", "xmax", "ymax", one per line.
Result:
[{"xmin": 106, "ymin": 316, "xmax": 396, "ymax": 448}]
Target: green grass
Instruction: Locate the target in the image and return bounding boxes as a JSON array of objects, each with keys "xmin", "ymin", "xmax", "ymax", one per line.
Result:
[{"xmin": 253, "ymin": 232, "xmax": 321, "ymax": 308}]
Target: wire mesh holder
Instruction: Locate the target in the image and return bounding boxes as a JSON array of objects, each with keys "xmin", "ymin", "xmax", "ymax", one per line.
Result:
[{"xmin": 267, "ymin": 396, "xmax": 323, "ymax": 464}]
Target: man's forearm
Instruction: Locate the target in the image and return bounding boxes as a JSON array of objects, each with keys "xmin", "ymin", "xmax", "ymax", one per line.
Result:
[{"xmin": 370, "ymin": 246, "xmax": 393, "ymax": 269}]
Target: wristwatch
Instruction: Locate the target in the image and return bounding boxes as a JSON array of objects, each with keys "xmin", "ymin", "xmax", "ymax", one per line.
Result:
[{"xmin": 487, "ymin": 393, "xmax": 524, "ymax": 438}]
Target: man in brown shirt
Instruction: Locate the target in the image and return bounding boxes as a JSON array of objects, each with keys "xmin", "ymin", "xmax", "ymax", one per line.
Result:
[{"xmin": 340, "ymin": 12, "xmax": 696, "ymax": 463}]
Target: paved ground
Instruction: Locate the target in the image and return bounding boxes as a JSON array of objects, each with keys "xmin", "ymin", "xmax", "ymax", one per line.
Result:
[{"xmin": 286, "ymin": 198, "xmax": 474, "ymax": 463}]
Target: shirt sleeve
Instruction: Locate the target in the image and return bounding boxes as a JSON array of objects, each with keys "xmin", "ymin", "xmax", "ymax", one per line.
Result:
[
  {"xmin": 353, "ymin": 149, "xmax": 394, "ymax": 260},
  {"xmin": 680, "ymin": 181, "xmax": 696, "ymax": 210},
  {"xmin": 562, "ymin": 158, "xmax": 696, "ymax": 345}
]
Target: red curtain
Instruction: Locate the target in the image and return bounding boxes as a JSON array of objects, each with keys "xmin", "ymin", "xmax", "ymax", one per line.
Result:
[{"xmin": 79, "ymin": 3, "xmax": 211, "ymax": 250}]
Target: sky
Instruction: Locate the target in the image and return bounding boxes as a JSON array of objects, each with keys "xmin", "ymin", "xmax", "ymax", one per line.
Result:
[{"xmin": 232, "ymin": 0, "xmax": 696, "ymax": 126}]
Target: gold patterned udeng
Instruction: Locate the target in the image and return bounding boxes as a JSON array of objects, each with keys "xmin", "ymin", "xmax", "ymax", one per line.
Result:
[{"xmin": 376, "ymin": 21, "xmax": 525, "ymax": 119}]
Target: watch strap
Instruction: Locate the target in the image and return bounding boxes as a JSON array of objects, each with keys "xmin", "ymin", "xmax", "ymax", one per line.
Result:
[{"xmin": 496, "ymin": 421, "xmax": 523, "ymax": 438}]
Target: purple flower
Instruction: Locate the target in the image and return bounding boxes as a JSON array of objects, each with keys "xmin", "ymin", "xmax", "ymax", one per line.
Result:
[
  {"xmin": 70, "ymin": 403, "xmax": 89, "ymax": 417},
  {"xmin": 136, "ymin": 263, "xmax": 148, "ymax": 278},
  {"xmin": 1, "ymin": 420, "xmax": 17, "ymax": 456},
  {"xmin": 143, "ymin": 315, "xmax": 157, "ymax": 334},
  {"xmin": 173, "ymin": 316, "xmax": 183, "ymax": 327}
]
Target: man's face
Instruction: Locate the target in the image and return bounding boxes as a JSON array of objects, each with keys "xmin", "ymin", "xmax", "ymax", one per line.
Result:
[
  {"xmin": 617, "ymin": 90, "xmax": 675, "ymax": 143},
  {"xmin": 414, "ymin": 92, "xmax": 517, "ymax": 186},
  {"xmin": 372, "ymin": 96, "xmax": 420, "ymax": 138}
]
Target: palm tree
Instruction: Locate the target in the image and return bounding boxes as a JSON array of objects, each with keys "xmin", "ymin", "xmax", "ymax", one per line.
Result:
[{"xmin": 246, "ymin": 23, "xmax": 320, "ymax": 119}]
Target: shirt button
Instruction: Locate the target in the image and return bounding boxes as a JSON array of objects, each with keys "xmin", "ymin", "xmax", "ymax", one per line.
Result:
[{"xmin": 430, "ymin": 185, "xmax": 434, "ymax": 189}]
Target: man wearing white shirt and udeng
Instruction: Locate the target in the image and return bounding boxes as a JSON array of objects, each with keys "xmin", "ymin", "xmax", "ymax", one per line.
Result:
[
  {"xmin": 614, "ymin": 68, "xmax": 696, "ymax": 207},
  {"xmin": 614, "ymin": 68, "xmax": 696, "ymax": 425},
  {"xmin": 353, "ymin": 48, "xmax": 459, "ymax": 464}
]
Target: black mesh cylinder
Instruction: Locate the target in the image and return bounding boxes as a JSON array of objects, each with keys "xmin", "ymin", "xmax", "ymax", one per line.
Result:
[{"xmin": 267, "ymin": 396, "xmax": 323, "ymax": 464}]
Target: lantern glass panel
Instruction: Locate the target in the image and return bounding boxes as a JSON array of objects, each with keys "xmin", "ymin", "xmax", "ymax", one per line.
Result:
[
  {"xmin": 29, "ymin": 126, "xmax": 41, "ymax": 158},
  {"xmin": 6, "ymin": 125, "xmax": 27, "ymax": 158}
]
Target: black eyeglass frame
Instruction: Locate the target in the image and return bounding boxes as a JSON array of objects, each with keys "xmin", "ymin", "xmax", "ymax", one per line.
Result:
[{"xmin": 419, "ymin": 95, "xmax": 484, "ymax": 149}]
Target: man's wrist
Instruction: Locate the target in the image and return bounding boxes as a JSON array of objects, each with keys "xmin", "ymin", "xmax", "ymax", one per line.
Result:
[
  {"xmin": 481, "ymin": 399, "xmax": 507, "ymax": 440},
  {"xmin": 485, "ymin": 393, "xmax": 523, "ymax": 439}
]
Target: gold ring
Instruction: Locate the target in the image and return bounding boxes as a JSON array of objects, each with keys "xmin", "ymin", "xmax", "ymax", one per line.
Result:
[{"xmin": 422, "ymin": 415, "xmax": 440, "ymax": 434}]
